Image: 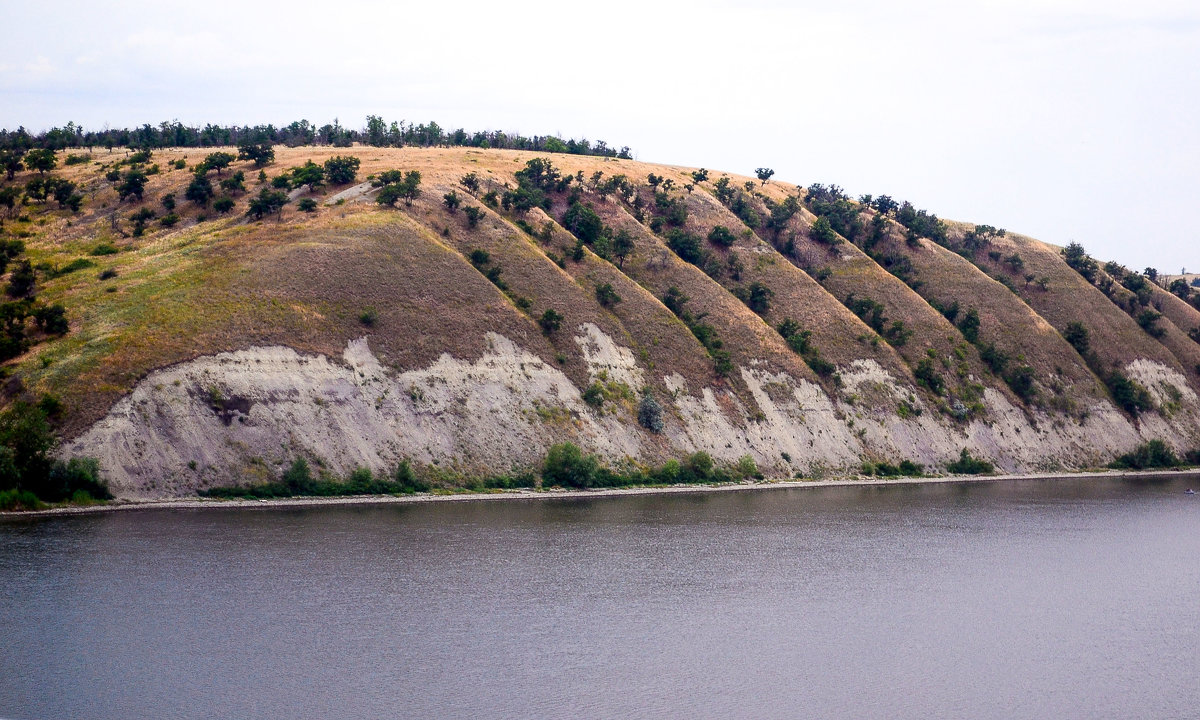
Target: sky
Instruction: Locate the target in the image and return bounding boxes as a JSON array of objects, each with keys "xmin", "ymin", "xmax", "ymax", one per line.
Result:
[{"xmin": 2, "ymin": 0, "xmax": 1198, "ymax": 272}]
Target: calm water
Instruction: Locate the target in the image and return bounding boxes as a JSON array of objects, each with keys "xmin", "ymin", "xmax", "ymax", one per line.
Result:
[{"xmin": 3, "ymin": 476, "xmax": 1200, "ymax": 719}]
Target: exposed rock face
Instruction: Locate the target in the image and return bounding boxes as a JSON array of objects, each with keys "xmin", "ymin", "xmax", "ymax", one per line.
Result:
[{"xmin": 63, "ymin": 326, "xmax": 1199, "ymax": 500}]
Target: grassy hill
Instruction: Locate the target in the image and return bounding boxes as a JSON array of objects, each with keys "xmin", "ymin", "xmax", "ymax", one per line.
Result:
[{"xmin": 2, "ymin": 143, "xmax": 1199, "ymax": 500}]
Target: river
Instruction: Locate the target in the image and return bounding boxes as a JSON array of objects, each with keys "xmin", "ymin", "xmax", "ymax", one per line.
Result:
[{"xmin": 3, "ymin": 475, "xmax": 1199, "ymax": 719}]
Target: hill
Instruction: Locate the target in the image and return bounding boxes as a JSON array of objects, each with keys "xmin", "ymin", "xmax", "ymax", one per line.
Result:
[{"xmin": 2, "ymin": 141, "xmax": 1199, "ymax": 500}]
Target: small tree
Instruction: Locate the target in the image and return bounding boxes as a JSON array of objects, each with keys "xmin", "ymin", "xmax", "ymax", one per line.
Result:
[
  {"xmin": 117, "ymin": 169, "xmax": 148, "ymax": 202},
  {"xmin": 691, "ymin": 168, "xmax": 709, "ymax": 184},
  {"xmin": 291, "ymin": 160, "xmax": 324, "ymax": 192},
  {"xmin": 612, "ymin": 230, "xmax": 634, "ymax": 268},
  {"xmin": 460, "ymin": 172, "xmax": 480, "ymax": 193},
  {"xmin": 237, "ymin": 141, "xmax": 275, "ymax": 167},
  {"xmin": 202, "ymin": 151, "xmax": 235, "ymax": 176},
  {"xmin": 24, "ymin": 149, "xmax": 56, "ymax": 175},
  {"xmin": 707, "ymin": 225, "xmax": 736, "ymax": 247},
  {"xmin": 323, "ymin": 155, "xmax": 360, "ymax": 185},
  {"xmin": 539, "ymin": 308, "xmax": 563, "ymax": 334},
  {"xmin": 246, "ymin": 188, "xmax": 288, "ymax": 220},
  {"xmin": 443, "ymin": 191, "xmax": 461, "ymax": 213},
  {"xmin": 595, "ymin": 282, "xmax": 621, "ymax": 307},
  {"xmin": 463, "ymin": 205, "xmax": 485, "ymax": 229},
  {"xmin": 185, "ymin": 174, "xmax": 214, "ymax": 207},
  {"xmin": 755, "ymin": 167, "xmax": 774, "ymax": 186},
  {"xmin": 1, "ymin": 150, "xmax": 24, "ymax": 180}
]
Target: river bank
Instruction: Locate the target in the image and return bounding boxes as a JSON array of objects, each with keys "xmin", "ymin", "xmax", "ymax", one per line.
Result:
[{"xmin": 3, "ymin": 467, "xmax": 1197, "ymax": 519}]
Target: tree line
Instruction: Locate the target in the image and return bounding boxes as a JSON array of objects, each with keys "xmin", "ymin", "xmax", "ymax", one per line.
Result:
[{"xmin": 0, "ymin": 117, "xmax": 632, "ymax": 158}]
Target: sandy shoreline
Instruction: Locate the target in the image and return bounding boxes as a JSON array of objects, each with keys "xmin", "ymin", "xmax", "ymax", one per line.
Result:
[{"xmin": 3, "ymin": 468, "xmax": 1198, "ymax": 519}]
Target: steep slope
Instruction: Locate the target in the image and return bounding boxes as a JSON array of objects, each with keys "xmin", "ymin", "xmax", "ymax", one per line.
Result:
[{"xmin": 2, "ymin": 145, "xmax": 1197, "ymax": 499}]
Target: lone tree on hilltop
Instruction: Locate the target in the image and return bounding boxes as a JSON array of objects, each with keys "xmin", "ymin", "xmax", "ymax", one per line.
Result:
[{"xmin": 755, "ymin": 167, "xmax": 774, "ymax": 186}]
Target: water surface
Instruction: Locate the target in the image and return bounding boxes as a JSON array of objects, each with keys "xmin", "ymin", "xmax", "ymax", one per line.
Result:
[{"xmin": 3, "ymin": 476, "xmax": 1199, "ymax": 719}]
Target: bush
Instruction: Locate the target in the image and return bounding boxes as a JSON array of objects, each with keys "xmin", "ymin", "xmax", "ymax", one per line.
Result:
[
  {"xmin": 47, "ymin": 457, "xmax": 112, "ymax": 502},
  {"xmin": 297, "ymin": 198, "xmax": 318, "ymax": 213},
  {"xmin": 213, "ymin": 196, "xmax": 235, "ymax": 213},
  {"xmin": 638, "ymin": 391, "xmax": 664, "ymax": 432},
  {"xmin": 0, "ymin": 488, "xmax": 44, "ymax": 511},
  {"xmin": 359, "ymin": 307, "xmax": 378, "ymax": 327},
  {"xmin": 582, "ymin": 382, "xmax": 604, "ymax": 407},
  {"xmin": 542, "ymin": 442, "xmax": 601, "ymax": 488},
  {"xmin": 1107, "ymin": 371, "xmax": 1154, "ymax": 415},
  {"xmin": 708, "ymin": 225, "xmax": 736, "ymax": 247},
  {"xmin": 539, "ymin": 309, "xmax": 563, "ymax": 334},
  {"xmin": 1108, "ymin": 440, "xmax": 1181, "ymax": 470},
  {"xmin": 90, "ymin": 243, "xmax": 120, "ymax": 256},
  {"xmin": 946, "ymin": 449, "xmax": 993, "ymax": 474}
]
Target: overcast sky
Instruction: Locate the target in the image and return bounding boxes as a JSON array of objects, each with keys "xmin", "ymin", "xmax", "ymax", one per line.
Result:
[{"xmin": 2, "ymin": 0, "xmax": 1197, "ymax": 272}]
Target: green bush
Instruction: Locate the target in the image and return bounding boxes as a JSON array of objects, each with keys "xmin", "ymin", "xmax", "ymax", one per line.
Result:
[
  {"xmin": 946, "ymin": 449, "xmax": 993, "ymax": 475},
  {"xmin": 638, "ymin": 391, "xmax": 664, "ymax": 432},
  {"xmin": 542, "ymin": 442, "xmax": 601, "ymax": 488},
  {"xmin": 0, "ymin": 488, "xmax": 43, "ymax": 511},
  {"xmin": 1109, "ymin": 440, "xmax": 1181, "ymax": 470}
]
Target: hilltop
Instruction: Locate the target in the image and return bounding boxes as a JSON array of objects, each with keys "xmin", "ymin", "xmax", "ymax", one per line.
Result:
[{"xmin": 2, "ymin": 135, "xmax": 1200, "ymax": 501}]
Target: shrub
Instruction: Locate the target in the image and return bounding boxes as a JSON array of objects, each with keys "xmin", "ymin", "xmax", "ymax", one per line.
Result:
[
  {"xmin": 594, "ymin": 283, "xmax": 621, "ymax": 307},
  {"xmin": 708, "ymin": 225, "xmax": 736, "ymax": 247},
  {"xmin": 582, "ymin": 382, "xmax": 605, "ymax": 407},
  {"xmin": 542, "ymin": 442, "xmax": 600, "ymax": 488},
  {"xmin": 638, "ymin": 391, "xmax": 664, "ymax": 432},
  {"xmin": 359, "ymin": 307, "xmax": 378, "ymax": 326},
  {"xmin": 98, "ymin": 268, "xmax": 118, "ymax": 280},
  {"xmin": 297, "ymin": 198, "xmax": 318, "ymax": 213},
  {"xmin": 1107, "ymin": 371, "xmax": 1154, "ymax": 415},
  {"xmin": 323, "ymin": 155, "xmax": 360, "ymax": 185},
  {"xmin": 393, "ymin": 460, "xmax": 430, "ymax": 493},
  {"xmin": 946, "ymin": 449, "xmax": 993, "ymax": 474},
  {"xmin": 213, "ymin": 196, "xmax": 235, "ymax": 213},
  {"xmin": 47, "ymin": 457, "xmax": 111, "ymax": 501},
  {"xmin": 90, "ymin": 243, "xmax": 119, "ymax": 256},
  {"xmin": 539, "ymin": 309, "xmax": 563, "ymax": 334},
  {"xmin": 1109, "ymin": 440, "xmax": 1181, "ymax": 470},
  {"xmin": 733, "ymin": 455, "xmax": 760, "ymax": 481},
  {"xmin": 0, "ymin": 488, "xmax": 44, "ymax": 511},
  {"xmin": 282, "ymin": 458, "xmax": 314, "ymax": 494}
]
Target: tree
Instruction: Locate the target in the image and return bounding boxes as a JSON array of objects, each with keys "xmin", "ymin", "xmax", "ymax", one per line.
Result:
[
  {"xmin": 691, "ymin": 168, "xmax": 709, "ymax": 184},
  {"xmin": 563, "ymin": 201, "xmax": 604, "ymax": 245},
  {"xmin": 237, "ymin": 141, "xmax": 275, "ymax": 167},
  {"xmin": 213, "ymin": 196, "xmax": 235, "ymax": 213},
  {"xmin": 246, "ymin": 187, "xmax": 288, "ymax": 219},
  {"xmin": 612, "ymin": 230, "xmax": 634, "ymax": 268},
  {"xmin": 6, "ymin": 260, "xmax": 36, "ymax": 297},
  {"xmin": 117, "ymin": 168, "xmax": 148, "ymax": 202},
  {"xmin": 539, "ymin": 308, "xmax": 563, "ymax": 334},
  {"xmin": 443, "ymin": 191, "xmax": 461, "ymax": 213},
  {"xmin": 809, "ymin": 216, "xmax": 839, "ymax": 245},
  {"xmin": 24, "ymin": 148, "xmax": 56, "ymax": 175},
  {"xmin": 323, "ymin": 155, "xmax": 360, "ymax": 185},
  {"xmin": 460, "ymin": 172, "xmax": 480, "ymax": 193},
  {"xmin": 398, "ymin": 171, "xmax": 421, "ymax": 206},
  {"xmin": 707, "ymin": 225, "xmax": 736, "ymax": 247},
  {"xmin": 755, "ymin": 167, "xmax": 774, "ymax": 186},
  {"xmin": 595, "ymin": 283, "xmax": 621, "ymax": 307},
  {"xmin": 201, "ymin": 151, "xmax": 235, "ymax": 175},
  {"xmin": 463, "ymin": 205, "xmax": 485, "ymax": 229},
  {"xmin": 185, "ymin": 174, "xmax": 214, "ymax": 206},
  {"xmin": 291, "ymin": 160, "xmax": 324, "ymax": 192},
  {"xmin": 740, "ymin": 281, "xmax": 772, "ymax": 315},
  {"xmin": 1, "ymin": 150, "xmax": 24, "ymax": 180},
  {"xmin": 1062, "ymin": 322, "xmax": 1090, "ymax": 355}
]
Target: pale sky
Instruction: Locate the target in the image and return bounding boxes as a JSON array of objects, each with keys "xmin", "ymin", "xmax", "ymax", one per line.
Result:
[{"xmin": 2, "ymin": 0, "xmax": 1198, "ymax": 272}]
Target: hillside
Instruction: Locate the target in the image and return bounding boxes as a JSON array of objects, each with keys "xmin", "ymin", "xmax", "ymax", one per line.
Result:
[{"xmin": 2, "ymin": 143, "xmax": 1199, "ymax": 500}]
